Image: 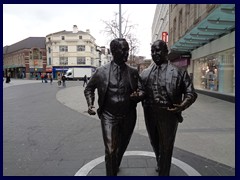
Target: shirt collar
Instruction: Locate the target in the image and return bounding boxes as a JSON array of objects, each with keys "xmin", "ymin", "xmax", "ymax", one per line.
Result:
[{"xmin": 112, "ymin": 61, "xmax": 126, "ymax": 71}]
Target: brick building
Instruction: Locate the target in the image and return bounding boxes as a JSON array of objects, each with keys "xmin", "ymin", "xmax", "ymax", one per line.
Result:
[{"xmin": 3, "ymin": 37, "xmax": 46, "ymax": 79}]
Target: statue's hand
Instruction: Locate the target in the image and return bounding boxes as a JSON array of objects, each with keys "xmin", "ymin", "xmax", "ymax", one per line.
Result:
[
  {"xmin": 130, "ymin": 89, "xmax": 144, "ymax": 103},
  {"xmin": 167, "ymin": 104, "xmax": 184, "ymax": 113},
  {"xmin": 88, "ymin": 105, "xmax": 96, "ymax": 115}
]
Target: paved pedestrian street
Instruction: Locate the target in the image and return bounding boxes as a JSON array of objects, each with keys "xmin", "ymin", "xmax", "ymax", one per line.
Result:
[{"xmin": 3, "ymin": 80, "xmax": 235, "ymax": 176}]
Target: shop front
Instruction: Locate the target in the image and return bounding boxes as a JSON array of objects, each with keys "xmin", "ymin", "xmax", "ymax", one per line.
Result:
[
  {"xmin": 29, "ymin": 68, "xmax": 43, "ymax": 79},
  {"xmin": 193, "ymin": 48, "xmax": 235, "ymax": 96},
  {"xmin": 52, "ymin": 67, "xmax": 69, "ymax": 79},
  {"xmin": 4, "ymin": 65, "xmax": 26, "ymax": 79}
]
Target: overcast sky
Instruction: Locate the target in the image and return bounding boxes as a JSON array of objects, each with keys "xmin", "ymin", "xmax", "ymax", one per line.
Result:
[{"xmin": 3, "ymin": 4, "xmax": 156, "ymax": 59}]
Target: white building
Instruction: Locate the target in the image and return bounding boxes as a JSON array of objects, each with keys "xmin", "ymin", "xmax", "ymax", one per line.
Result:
[{"xmin": 46, "ymin": 25, "xmax": 100, "ymax": 78}]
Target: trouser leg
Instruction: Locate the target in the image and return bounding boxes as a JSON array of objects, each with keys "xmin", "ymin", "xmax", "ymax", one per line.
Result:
[
  {"xmin": 117, "ymin": 110, "xmax": 136, "ymax": 167},
  {"xmin": 157, "ymin": 110, "xmax": 178, "ymax": 176},
  {"xmin": 101, "ymin": 113, "xmax": 120, "ymax": 176},
  {"xmin": 143, "ymin": 107, "xmax": 160, "ymax": 163}
]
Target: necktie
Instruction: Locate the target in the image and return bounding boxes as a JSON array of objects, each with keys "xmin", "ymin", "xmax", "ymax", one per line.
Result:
[{"xmin": 116, "ymin": 66, "xmax": 121, "ymax": 82}]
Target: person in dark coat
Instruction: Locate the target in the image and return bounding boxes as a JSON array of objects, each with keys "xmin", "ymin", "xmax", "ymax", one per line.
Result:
[
  {"xmin": 62, "ymin": 75, "xmax": 66, "ymax": 87},
  {"xmin": 6, "ymin": 72, "xmax": 11, "ymax": 83},
  {"xmin": 44, "ymin": 74, "xmax": 48, "ymax": 83},
  {"xmin": 83, "ymin": 75, "xmax": 88, "ymax": 87},
  {"xmin": 84, "ymin": 38, "xmax": 140, "ymax": 176},
  {"xmin": 135, "ymin": 40, "xmax": 197, "ymax": 176}
]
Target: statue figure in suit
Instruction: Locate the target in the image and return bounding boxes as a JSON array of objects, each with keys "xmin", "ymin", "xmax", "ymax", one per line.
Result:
[
  {"xmin": 84, "ymin": 38, "xmax": 140, "ymax": 176},
  {"xmin": 137, "ymin": 40, "xmax": 197, "ymax": 176}
]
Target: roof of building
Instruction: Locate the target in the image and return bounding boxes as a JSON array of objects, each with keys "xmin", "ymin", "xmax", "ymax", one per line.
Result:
[
  {"xmin": 3, "ymin": 37, "xmax": 46, "ymax": 54},
  {"xmin": 46, "ymin": 30, "xmax": 89, "ymax": 36}
]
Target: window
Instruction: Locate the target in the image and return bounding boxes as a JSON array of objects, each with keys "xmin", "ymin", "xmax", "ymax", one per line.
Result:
[
  {"xmin": 61, "ymin": 36, "xmax": 65, "ymax": 40},
  {"xmin": 33, "ymin": 49, "xmax": 39, "ymax": 59},
  {"xmin": 91, "ymin": 58, "xmax": 94, "ymax": 65},
  {"xmin": 178, "ymin": 9, "xmax": 182, "ymax": 37},
  {"xmin": 79, "ymin": 36, "xmax": 82, "ymax": 39},
  {"xmin": 49, "ymin": 57, "xmax": 51, "ymax": 65},
  {"xmin": 91, "ymin": 47, "xmax": 94, "ymax": 53},
  {"xmin": 40, "ymin": 52, "xmax": 42, "ymax": 59},
  {"xmin": 48, "ymin": 47, "xmax": 51, "ymax": 53},
  {"xmin": 30, "ymin": 51, "xmax": 32, "ymax": 59},
  {"xmin": 77, "ymin": 57, "xmax": 86, "ymax": 64},
  {"xmin": 77, "ymin": 45, "xmax": 85, "ymax": 51},
  {"xmin": 173, "ymin": 18, "xmax": 176, "ymax": 43},
  {"xmin": 194, "ymin": 4, "xmax": 200, "ymax": 21},
  {"xmin": 60, "ymin": 57, "xmax": 68, "ymax": 65},
  {"xmin": 59, "ymin": 46, "xmax": 68, "ymax": 52},
  {"xmin": 185, "ymin": 4, "xmax": 190, "ymax": 29}
]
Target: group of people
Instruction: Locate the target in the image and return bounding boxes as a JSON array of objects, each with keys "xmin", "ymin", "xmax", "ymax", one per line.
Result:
[
  {"xmin": 40, "ymin": 73, "xmax": 53, "ymax": 84},
  {"xmin": 84, "ymin": 38, "xmax": 197, "ymax": 176},
  {"xmin": 57, "ymin": 73, "xmax": 66, "ymax": 87}
]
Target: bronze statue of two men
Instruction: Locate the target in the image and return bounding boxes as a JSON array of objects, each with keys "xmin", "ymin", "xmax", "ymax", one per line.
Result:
[{"xmin": 84, "ymin": 38, "xmax": 197, "ymax": 176}]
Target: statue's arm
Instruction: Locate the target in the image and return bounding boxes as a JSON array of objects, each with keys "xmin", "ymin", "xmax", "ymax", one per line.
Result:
[
  {"xmin": 168, "ymin": 69, "xmax": 197, "ymax": 113},
  {"xmin": 130, "ymin": 71, "xmax": 146, "ymax": 102},
  {"xmin": 84, "ymin": 70, "xmax": 98, "ymax": 115},
  {"xmin": 178, "ymin": 70, "xmax": 198, "ymax": 111}
]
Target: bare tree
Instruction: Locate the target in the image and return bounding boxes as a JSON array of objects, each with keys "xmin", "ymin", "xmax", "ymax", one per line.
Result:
[{"xmin": 101, "ymin": 12, "xmax": 140, "ymax": 61}]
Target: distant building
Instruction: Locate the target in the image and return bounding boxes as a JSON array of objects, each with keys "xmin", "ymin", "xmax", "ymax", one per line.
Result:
[
  {"xmin": 126, "ymin": 55, "xmax": 147, "ymax": 72},
  {"xmin": 3, "ymin": 37, "xmax": 46, "ymax": 79},
  {"xmin": 138, "ymin": 59, "xmax": 152, "ymax": 73},
  {"xmin": 96, "ymin": 46, "xmax": 112, "ymax": 66},
  {"xmin": 46, "ymin": 25, "xmax": 100, "ymax": 79}
]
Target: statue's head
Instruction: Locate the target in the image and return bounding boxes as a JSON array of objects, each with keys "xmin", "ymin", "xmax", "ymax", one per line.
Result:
[
  {"xmin": 110, "ymin": 38, "xmax": 129, "ymax": 65},
  {"xmin": 151, "ymin": 40, "xmax": 168, "ymax": 66}
]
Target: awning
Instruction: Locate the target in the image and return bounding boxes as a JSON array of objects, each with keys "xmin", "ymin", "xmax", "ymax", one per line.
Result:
[
  {"xmin": 3, "ymin": 65, "xmax": 26, "ymax": 69},
  {"xmin": 170, "ymin": 4, "xmax": 235, "ymax": 52}
]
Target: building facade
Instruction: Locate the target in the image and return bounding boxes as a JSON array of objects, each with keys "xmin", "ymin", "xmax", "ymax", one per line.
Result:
[
  {"xmin": 153, "ymin": 4, "xmax": 235, "ymax": 99},
  {"xmin": 96, "ymin": 46, "xmax": 112, "ymax": 66},
  {"xmin": 152, "ymin": 4, "xmax": 169, "ymax": 43},
  {"xmin": 46, "ymin": 25, "xmax": 100, "ymax": 79},
  {"xmin": 3, "ymin": 37, "xmax": 47, "ymax": 79}
]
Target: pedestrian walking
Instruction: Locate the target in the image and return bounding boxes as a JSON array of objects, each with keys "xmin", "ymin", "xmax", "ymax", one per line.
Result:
[
  {"xmin": 44, "ymin": 74, "xmax": 48, "ymax": 83},
  {"xmin": 49, "ymin": 74, "xmax": 53, "ymax": 85},
  {"xmin": 41, "ymin": 74, "xmax": 44, "ymax": 83},
  {"xmin": 57, "ymin": 73, "xmax": 61, "ymax": 87},
  {"xmin": 5, "ymin": 72, "xmax": 11, "ymax": 83},
  {"xmin": 62, "ymin": 75, "xmax": 66, "ymax": 87},
  {"xmin": 83, "ymin": 75, "xmax": 88, "ymax": 87}
]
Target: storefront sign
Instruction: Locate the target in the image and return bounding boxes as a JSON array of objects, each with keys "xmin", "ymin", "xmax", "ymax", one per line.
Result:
[{"xmin": 46, "ymin": 67, "xmax": 52, "ymax": 72}]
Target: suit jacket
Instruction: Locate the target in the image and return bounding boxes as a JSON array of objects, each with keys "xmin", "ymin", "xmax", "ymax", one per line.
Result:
[
  {"xmin": 139, "ymin": 61, "xmax": 197, "ymax": 122},
  {"xmin": 84, "ymin": 62, "xmax": 139, "ymax": 117}
]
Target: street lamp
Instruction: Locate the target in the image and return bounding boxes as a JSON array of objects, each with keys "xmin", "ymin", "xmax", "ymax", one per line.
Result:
[
  {"xmin": 119, "ymin": 4, "xmax": 122, "ymax": 38},
  {"xmin": 60, "ymin": 47, "xmax": 65, "ymax": 76}
]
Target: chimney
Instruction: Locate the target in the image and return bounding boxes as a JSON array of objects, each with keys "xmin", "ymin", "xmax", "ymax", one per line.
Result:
[
  {"xmin": 86, "ymin": 29, "xmax": 90, "ymax": 34},
  {"xmin": 73, "ymin": 25, "xmax": 78, "ymax": 33}
]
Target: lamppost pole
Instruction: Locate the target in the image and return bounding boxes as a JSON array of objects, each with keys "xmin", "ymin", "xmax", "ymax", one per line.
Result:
[
  {"xmin": 119, "ymin": 4, "xmax": 122, "ymax": 38},
  {"xmin": 60, "ymin": 47, "xmax": 65, "ymax": 76}
]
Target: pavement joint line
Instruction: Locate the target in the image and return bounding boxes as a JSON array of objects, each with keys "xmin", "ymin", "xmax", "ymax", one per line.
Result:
[{"xmin": 74, "ymin": 151, "xmax": 201, "ymax": 176}]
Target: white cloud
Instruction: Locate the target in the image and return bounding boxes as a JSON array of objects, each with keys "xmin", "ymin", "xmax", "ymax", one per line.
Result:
[{"xmin": 3, "ymin": 4, "xmax": 156, "ymax": 59}]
